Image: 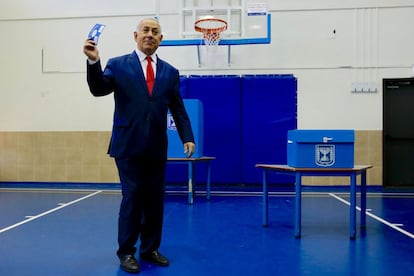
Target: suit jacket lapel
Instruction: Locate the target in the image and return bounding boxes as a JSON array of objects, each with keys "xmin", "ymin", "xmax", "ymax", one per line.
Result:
[
  {"xmin": 127, "ymin": 52, "xmax": 148, "ymax": 94},
  {"xmin": 152, "ymin": 56, "xmax": 165, "ymax": 96}
]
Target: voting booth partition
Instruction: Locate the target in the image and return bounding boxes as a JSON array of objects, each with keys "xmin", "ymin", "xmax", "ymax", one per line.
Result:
[
  {"xmin": 167, "ymin": 99, "xmax": 204, "ymax": 158},
  {"xmin": 166, "ymin": 74, "xmax": 297, "ymax": 186}
]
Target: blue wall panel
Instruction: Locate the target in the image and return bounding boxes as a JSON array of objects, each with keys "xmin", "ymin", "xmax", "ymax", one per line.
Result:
[
  {"xmin": 166, "ymin": 74, "xmax": 297, "ymax": 186},
  {"xmin": 187, "ymin": 75, "xmax": 242, "ymax": 184},
  {"xmin": 241, "ymin": 75, "xmax": 297, "ymax": 184},
  {"xmin": 179, "ymin": 75, "xmax": 187, "ymax": 98}
]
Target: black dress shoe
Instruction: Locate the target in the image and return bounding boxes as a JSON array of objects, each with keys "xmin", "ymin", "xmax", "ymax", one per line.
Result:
[
  {"xmin": 119, "ymin": 254, "xmax": 140, "ymax": 273},
  {"xmin": 140, "ymin": 251, "xmax": 169, "ymax": 266}
]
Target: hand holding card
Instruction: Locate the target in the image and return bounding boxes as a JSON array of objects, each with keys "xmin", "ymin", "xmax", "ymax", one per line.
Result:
[{"xmin": 88, "ymin": 23, "xmax": 106, "ymax": 45}]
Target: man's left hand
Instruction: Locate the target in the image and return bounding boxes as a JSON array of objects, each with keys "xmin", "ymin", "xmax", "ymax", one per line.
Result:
[{"xmin": 183, "ymin": 142, "xmax": 195, "ymax": 158}]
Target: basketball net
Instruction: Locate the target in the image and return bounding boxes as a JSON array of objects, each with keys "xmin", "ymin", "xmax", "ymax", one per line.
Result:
[
  {"xmin": 203, "ymin": 32, "xmax": 221, "ymax": 47},
  {"xmin": 194, "ymin": 18, "xmax": 228, "ymax": 49}
]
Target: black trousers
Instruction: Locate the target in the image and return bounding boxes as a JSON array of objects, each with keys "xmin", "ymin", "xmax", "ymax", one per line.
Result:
[{"xmin": 115, "ymin": 155, "xmax": 166, "ymax": 257}]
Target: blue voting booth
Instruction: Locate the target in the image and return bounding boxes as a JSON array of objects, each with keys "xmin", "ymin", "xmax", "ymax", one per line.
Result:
[
  {"xmin": 167, "ymin": 99, "xmax": 203, "ymax": 158},
  {"xmin": 287, "ymin": 129, "xmax": 355, "ymax": 168}
]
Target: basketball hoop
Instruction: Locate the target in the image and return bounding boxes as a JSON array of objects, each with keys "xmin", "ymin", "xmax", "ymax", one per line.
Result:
[{"xmin": 194, "ymin": 18, "xmax": 228, "ymax": 47}]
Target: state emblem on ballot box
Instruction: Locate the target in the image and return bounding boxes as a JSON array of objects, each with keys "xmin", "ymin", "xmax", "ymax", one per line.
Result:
[
  {"xmin": 315, "ymin": 144, "xmax": 335, "ymax": 167},
  {"xmin": 167, "ymin": 114, "xmax": 176, "ymax": 130}
]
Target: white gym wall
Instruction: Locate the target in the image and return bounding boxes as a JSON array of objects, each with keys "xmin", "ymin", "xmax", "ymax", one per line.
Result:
[{"xmin": 0, "ymin": 0, "xmax": 413, "ymax": 131}]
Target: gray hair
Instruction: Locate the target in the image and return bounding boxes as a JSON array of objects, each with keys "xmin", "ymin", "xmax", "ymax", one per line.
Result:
[{"xmin": 136, "ymin": 17, "xmax": 161, "ymax": 32}]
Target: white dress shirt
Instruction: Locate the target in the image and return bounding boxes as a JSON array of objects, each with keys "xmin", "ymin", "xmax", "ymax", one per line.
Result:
[{"xmin": 135, "ymin": 49, "xmax": 157, "ymax": 79}]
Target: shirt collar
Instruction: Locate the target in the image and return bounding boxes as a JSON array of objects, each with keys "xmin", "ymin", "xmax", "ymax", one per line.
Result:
[{"xmin": 135, "ymin": 49, "xmax": 157, "ymax": 64}]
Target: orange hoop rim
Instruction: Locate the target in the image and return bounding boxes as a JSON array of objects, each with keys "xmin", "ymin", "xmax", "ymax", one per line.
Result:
[{"xmin": 194, "ymin": 18, "xmax": 228, "ymax": 34}]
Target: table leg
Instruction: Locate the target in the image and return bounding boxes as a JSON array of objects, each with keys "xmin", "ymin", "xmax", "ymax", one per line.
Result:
[
  {"xmin": 262, "ymin": 170, "xmax": 269, "ymax": 227},
  {"xmin": 188, "ymin": 161, "xmax": 194, "ymax": 205},
  {"xmin": 350, "ymin": 173, "xmax": 357, "ymax": 239},
  {"xmin": 206, "ymin": 161, "xmax": 211, "ymax": 200},
  {"xmin": 294, "ymin": 172, "xmax": 302, "ymax": 238},
  {"xmin": 360, "ymin": 170, "xmax": 367, "ymax": 228}
]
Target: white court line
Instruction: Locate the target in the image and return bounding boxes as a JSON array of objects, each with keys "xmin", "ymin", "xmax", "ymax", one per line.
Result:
[
  {"xmin": 0, "ymin": 190, "xmax": 102, "ymax": 234},
  {"xmin": 329, "ymin": 193, "xmax": 414, "ymax": 239}
]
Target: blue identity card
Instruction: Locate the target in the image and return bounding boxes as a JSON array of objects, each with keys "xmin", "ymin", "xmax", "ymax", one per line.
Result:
[{"xmin": 88, "ymin": 23, "xmax": 106, "ymax": 45}]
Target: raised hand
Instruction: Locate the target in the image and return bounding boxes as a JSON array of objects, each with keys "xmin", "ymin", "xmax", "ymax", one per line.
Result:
[{"xmin": 83, "ymin": 39, "xmax": 100, "ymax": 62}]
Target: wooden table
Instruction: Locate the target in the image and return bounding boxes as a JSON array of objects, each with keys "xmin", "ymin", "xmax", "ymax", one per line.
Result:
[
  {"xmin": 255, "ymin": 164, "xmax": 373, "ymax": 239},
  {"xmin": 167, "ymin": 157, "xmax": 216, "ymax": 204}
]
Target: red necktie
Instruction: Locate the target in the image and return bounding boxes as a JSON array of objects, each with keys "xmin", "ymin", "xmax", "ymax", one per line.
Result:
[{"xmin": 146, "ymin": 56, "xmax": 154, "ymax": 96}]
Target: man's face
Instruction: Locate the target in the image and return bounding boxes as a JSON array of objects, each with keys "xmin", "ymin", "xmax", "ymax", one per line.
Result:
[{"xmin": 134, "ymin": 19, "xmax": 163, "ymax": 55}]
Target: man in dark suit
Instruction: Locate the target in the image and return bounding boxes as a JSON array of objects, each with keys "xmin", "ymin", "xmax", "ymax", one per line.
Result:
[{"xmin": 83, "ymin": 18, "xmax": 195, "ymax": 274}]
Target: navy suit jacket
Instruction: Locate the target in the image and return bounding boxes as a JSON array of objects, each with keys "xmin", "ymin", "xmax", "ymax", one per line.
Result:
[{"xmin": 86, "ymin": 52, "xmax": 194, "ymax": 160}]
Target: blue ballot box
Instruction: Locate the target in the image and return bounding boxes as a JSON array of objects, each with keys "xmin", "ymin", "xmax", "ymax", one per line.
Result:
[
  {"xmin": 167, "ymin": 99, "xmax": 203, "ymax": 158},
  {"xmin": 287, "ymin": 129, "xmax": 355, "ymax": 168}
]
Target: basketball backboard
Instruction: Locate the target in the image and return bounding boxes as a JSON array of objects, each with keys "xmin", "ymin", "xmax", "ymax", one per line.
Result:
[{"xmin": 159, "ymin": 0, "xmax": 270, "ymax": 46}]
